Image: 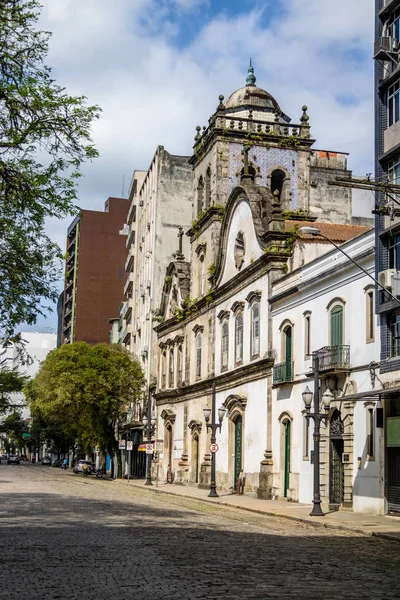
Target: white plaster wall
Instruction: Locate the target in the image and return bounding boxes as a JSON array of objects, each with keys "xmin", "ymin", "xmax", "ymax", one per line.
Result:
[
  {"xmin": 271, "ymin": 231, "xmax": 382, "ymax": 512},
  {"xmin": 215, "ymin": 273, "xmax": 269, "ymax": 375},
  {"xmin": 219, "ymin": 199, "xmax": 263, "ymax": 287}
]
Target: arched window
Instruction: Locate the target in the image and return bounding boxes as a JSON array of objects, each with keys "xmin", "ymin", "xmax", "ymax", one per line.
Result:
[
  {"xmin": 271, "ymin": 169, "xmax": 286, "ymax": 196},
  {"xmin": 200, "ymin": 254, "xmax": 205, "ymax": 296},
  {"xmin": 196, "ymin": 335, "xmax": 202, "ymax": 378},
  {"xmin": 205, "ymin": 167, "xmax": 211, "ymax": 209},
  {"xmin": 304, "ymin": 311, "xmax": 311, "ymax": 357},
  {"xmin": 365, "ymin": 287, "xmax": 375, "ymax": 343},
  {"xmin": 197, "ymin": 176, "xmax": 204, "ymax": 215},
  {"xmin": 330, "ymin": 304, "xmax": 344, "ymax": 347},
  {"xmin": 283, "ymin": 324, "xmax": 293, "ymax": 380},
  {"xmin": 161, "ymin": 350, "xmax": 167, "ymax": 389},
  {"xmin": 169, "ymin": 347, "xmax": 174, "ymax": 388},
  {"xmin": 221, "ymin": 321, "xmax": 229, "ymax": 370},
  {"xmin": 177, "ymin": 345, "xmax": 183, "ymax": 386},
  {"xmin": 251, "ymin": 303, "xmax": 260, "ymax": 357},
  {"xmin": 235, "ymin": 314, "xmax": 243, "ymax": 364}
]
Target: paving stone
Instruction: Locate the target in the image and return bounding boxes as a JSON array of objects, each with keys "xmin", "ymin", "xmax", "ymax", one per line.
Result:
[{"xmin": 0, "ymin": 464, "xmax": 400, "ymax": 599}]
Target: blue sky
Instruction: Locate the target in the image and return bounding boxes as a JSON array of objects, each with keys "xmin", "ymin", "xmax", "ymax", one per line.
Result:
[{"xmin": 25, "ymin": 0, "xmax": 374, "ymax": 334}]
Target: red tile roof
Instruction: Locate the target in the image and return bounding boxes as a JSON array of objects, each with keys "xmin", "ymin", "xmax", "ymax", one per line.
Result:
[{"xmin": 285, "ymin": 221, "xmax": 372, "ymax": 243}]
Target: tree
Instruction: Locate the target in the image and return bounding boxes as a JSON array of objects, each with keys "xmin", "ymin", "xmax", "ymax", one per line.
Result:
[
  {"xmin": 25, "ymin": 343, "xmax": 145, "ymax": 462},
  {"xmin": 0, "ymin": 366, "xmax": 28, "ymax": 413},
  {"xmin": 0, "ymin": 0, "xmax": 101, "ymax": 341}
]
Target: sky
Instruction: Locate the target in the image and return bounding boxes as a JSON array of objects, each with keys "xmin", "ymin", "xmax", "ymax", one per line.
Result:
[{"xmin": 28, "ymin": 0, "xmax": 375, "ymax": 333}]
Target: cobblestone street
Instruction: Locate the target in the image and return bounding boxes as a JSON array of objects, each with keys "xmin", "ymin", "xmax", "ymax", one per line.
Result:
[{"xmin": 1, "ymin": 463, "xmax": 400, "ymax": 600}]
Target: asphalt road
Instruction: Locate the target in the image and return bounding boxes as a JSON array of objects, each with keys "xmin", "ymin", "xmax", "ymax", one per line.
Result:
[{"xmin": 1, "ymin": 462, "xmax": 400, "ymax": 600}]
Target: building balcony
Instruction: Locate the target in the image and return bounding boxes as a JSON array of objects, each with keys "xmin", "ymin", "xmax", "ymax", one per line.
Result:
[
  {"xmin": 379, "ymin": 0, "xmax": 400, "ymax": 22},
  {"xmin": 125, "ymin": 250, "xmax": 135, "ymax": 273},
  {"xmin": 126, "ymin": 228, "xmax": 135, "ymax": 249},
  {"xmin": 122, "ymin": 323, "xmax": 132, "ymax": 344},
  {"xmin": 124, "ymin": 275, "xmax": 134, "ymax": 296},
  {"xmin": 127, "ymin": 202, "xmax": 136, "ymax": 226},
  {"xmin": 315, "ymin": 345, "xmax": 350, "ymax": 373},
  {"xmin": 273, "ymin": 361, "xmax": 294, "ymax": 385}
]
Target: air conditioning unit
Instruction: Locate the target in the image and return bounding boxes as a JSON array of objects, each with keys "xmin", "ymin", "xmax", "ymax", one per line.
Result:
[
  {"xmin": 378, "ymin": 268, "xmax": 395, "ymax": 290},
  {"xmin": 393, "ymin": 271, "xmax": 400, "ymax": 298}
]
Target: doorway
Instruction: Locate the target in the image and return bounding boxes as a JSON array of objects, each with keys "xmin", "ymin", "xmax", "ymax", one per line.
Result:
[
  {"xmin": 234, "ymin": 415, "xmax": 243, "ymax": 490},
  {"xmin": 329, "ymin": 410, "xmax": 344, "ymax": 505},
  {"xmin": 283, "ymin": 420, "xmax": 291, "ymax": 498},
  {"xmin": 192, "ymin": 434, "xmax": 199, "ymax": 484}
]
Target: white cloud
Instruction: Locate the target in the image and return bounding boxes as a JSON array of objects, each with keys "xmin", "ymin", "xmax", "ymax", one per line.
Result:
[{"xmin": 31, "ymin": 0, "xmax": 374, "ymax": 329}]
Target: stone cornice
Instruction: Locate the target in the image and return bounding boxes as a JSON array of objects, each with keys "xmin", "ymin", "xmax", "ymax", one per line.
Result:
[
  {"xmin": 154, "ymin": 356, "xmax": 273, "ymax": 405},
  {"xmin": 155, "ymin": 253, "xmax": 287, "ymax": 338}
]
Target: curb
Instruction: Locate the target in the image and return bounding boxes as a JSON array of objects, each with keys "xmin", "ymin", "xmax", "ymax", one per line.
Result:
[{"xmin": 119, "ymin": 481, "xmax": 400, "ymax": 542}]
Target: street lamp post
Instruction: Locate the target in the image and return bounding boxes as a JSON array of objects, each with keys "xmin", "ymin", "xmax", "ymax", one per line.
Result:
[
  {"xmin": 203, "ymin": 382, "xmax": 226, "ymax": 498},
  {"xmin": 302, "ymin": 353, "xmax": 333, "ymax": 517},
  {"xmin": 142, "ymin": 391, "xmax": 156, "ymax": 486}
]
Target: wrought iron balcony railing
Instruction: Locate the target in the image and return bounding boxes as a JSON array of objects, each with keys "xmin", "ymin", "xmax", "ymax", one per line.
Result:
[
  {"xmin": 315, "ymin": 345, "xmax": 350, "ymax": 372},
  {"xmin": 273, "ymin": 361, "xmax": 294, "ymax": 385}
]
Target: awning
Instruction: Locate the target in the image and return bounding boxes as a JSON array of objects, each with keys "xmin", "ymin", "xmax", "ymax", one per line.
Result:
[{"xmin": 339, "ymin": 386, "xmax": 400, "ymax": 401}]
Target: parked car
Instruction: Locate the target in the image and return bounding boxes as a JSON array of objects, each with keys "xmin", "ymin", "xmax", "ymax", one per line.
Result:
[
  {"xmin": 7, "ymin": 454, "xmax": 20, "ymax": 465},
  {"xmin": 41, "ymin": 456, "xmax": 52, "ymax": 465},
  {"xmin": 52, "ymin": 459, "xmax": 63, "ymax": 467},
  {"xmin": 1, "ymin": 454, "xmax": 7, "ymax": 460},
  {"xmin": 73, "ymin": 459, "xmax": 94, "ymax": 474}
]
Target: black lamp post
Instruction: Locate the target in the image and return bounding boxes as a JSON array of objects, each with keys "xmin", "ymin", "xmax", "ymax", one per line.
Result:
[
  {"xmin": 302, "ymin": 353, "xmax": 333, "ymax": 517},
  {"xmin": 142, "ymin": 391, "xmax": 156, "ymax": 486},
  {"xmin": 203, "ymin": 382, "xmax": 226, "ymax": 498}
]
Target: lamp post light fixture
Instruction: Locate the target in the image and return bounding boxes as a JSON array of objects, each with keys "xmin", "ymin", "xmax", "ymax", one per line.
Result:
[
  {"xmin": 302, "ymin": 353, "xmax": 333, "ymax": 516},
  {"xmin": 299, "ymin": 226, "xmax": 400, "ymax": 305},
  {"xmin": 143, "ymin": 391, "xmax": 156, "ymax": 486},
  {"xmin": 203, "ymin": 382, "xmax": 226, "ymax": 498}
]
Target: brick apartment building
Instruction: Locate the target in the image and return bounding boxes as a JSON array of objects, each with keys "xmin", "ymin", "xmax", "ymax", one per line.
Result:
[{"xmin": 61, "ymin": 197, "xmax": 129, "ymax": 345}]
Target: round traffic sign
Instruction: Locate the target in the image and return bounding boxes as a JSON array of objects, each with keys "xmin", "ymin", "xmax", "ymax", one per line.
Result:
[{"xmin": 209, "ymin": 442, "xmax": 219, "ymax": 453}]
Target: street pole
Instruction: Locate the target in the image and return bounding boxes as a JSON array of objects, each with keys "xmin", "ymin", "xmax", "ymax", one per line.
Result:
[
  {"xmin": 209, "ymin": 383, "xmax": 218, "ymax": 498},
  {"xmin": 310, "ymin": 353, "xmax": 324, "ymax": 516},
  {"xmin": 145, "ymin": 391, "xmax": 153, "ymax": 486}
]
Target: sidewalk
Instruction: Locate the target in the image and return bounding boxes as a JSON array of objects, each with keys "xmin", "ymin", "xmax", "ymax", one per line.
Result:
[{"xmin": 120, "ymin": 479, "xmax": 400, "ymax": 542}]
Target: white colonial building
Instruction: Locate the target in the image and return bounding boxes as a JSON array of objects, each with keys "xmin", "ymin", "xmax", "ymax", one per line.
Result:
[
  {"xmin": 270, "ymin": 229, "xmax": 383, "ymax": 514},
  {"xmin": 151, "ymin": 64, "xmax": 378, "ymax": 513}
]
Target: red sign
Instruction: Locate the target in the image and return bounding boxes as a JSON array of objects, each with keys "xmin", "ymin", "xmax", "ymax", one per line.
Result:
[{"xmin": 209, "ymin": 443, "xmax": 219, "ymax": 453}]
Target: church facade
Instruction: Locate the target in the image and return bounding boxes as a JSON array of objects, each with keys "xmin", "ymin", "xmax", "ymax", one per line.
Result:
[{"xmin": 151, "ymin": 65, "xmax": 377, "ymax": 506}]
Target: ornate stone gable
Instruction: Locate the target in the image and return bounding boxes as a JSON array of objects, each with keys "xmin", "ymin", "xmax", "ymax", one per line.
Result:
[{"xmin": 158, "ymin": 261, "xmax": 191, "ymax": 321}]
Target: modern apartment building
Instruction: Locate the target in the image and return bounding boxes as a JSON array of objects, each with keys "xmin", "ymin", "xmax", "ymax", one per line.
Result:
[
  {"xmin": 374, "ymin": 0, "xmax": 400, "ymax": 513},
  {"xmin": 61, "ymin": 197, "xmax": 130, "ymax": 345}
]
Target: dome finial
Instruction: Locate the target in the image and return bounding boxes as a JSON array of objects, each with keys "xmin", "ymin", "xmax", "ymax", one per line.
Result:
[{"xmin": 246, "ymin": 59, "xmax": 256, "ymax": 87}]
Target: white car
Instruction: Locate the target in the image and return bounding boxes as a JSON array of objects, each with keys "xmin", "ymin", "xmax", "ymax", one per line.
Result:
[{"xmin": 73, "ymin": 459, "xmax": 94, "ymax": 474}]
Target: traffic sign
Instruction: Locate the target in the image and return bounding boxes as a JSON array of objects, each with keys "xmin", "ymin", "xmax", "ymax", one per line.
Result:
[
  {"xmin": 126, "ymin": 441, "xmax": 133, "ymax": 451},
  {"xmin": 118, "ymin": 440, "xmax": 126, "ymax": 450},
  {"xmin": 146, "ymin": 443, "xmax": 154, "ymax": 455},
  {"xmin": 209, "ymin": 443, "xmax": 219, "ymax": 453}
]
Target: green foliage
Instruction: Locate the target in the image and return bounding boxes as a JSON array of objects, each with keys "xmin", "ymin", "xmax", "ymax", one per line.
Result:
[
  {"xmin": 3, "ymin": 411, "xmax": 25, "ymax": 448},
  {"xmin": 284, "ymin": 224, "xmax": 300, "ymax": 254},
  {"xmin": 207, "ymin": 262, "xmax": 216, "ymax": 277},
  {"xmin": 278, "ymin": 136, "xmax": 301, "ymax": 148},
  {"xmin": 0, "ymin": 0, "xmax": 101, "ymax": 341},
  {"xmin": 282, "ymin": 208, "xmax": 308, "ymax": 220},
  {"xmin": 24, "ymin": 342, "xmax": 144, "ymax": 454},
  {"xmin": 0, "ymin": 367, "xmax": 29, "ymax": 413}
]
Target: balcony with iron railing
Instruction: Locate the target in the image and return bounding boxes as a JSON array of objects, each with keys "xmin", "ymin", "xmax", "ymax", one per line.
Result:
[
  {"xmin": 315, "ymin": 345, "xmax": 350, "ymax": 373},
  {"xmin": 273, "ymin": 361, "xmax": 294, "ymax": 385}
]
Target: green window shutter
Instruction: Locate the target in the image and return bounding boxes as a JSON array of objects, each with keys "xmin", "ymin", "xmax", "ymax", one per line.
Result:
[{"xmin": 331, "ymin": 306, "xmax": 343, "ymax": 346}]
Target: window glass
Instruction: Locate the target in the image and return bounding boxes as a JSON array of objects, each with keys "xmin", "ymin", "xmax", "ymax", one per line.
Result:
[
  {"xmin": 251, "ymin": 304, "xmax": 260, "ymax": 356},
  {"xmin": 169, "ymin": 348, "xmax": 174, "ymax": 388},
  {"xmin": 236, "ymin": 314, "xmax": 243, "ymax": 362},
  {"xmin": 388, "ymin": 83, "xmax": 400, "ymax": 128},
  {"xmin": 196, "ymin": 335, "xmax": 202, "ymax": 378},
  {"xmin": 388, "ymin": 313, "xmax": 400, "ymax": 357},
  {"xmin": 389, "ymin": 234, "xmax": 400, "ymax": 269},
  {"xmin": 221, "ymin": 322, "xmax": 229, "ymax": 369},
  {"xmin": 304, "ymin": 314, "xmax": 311, "ymax": 356}
]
